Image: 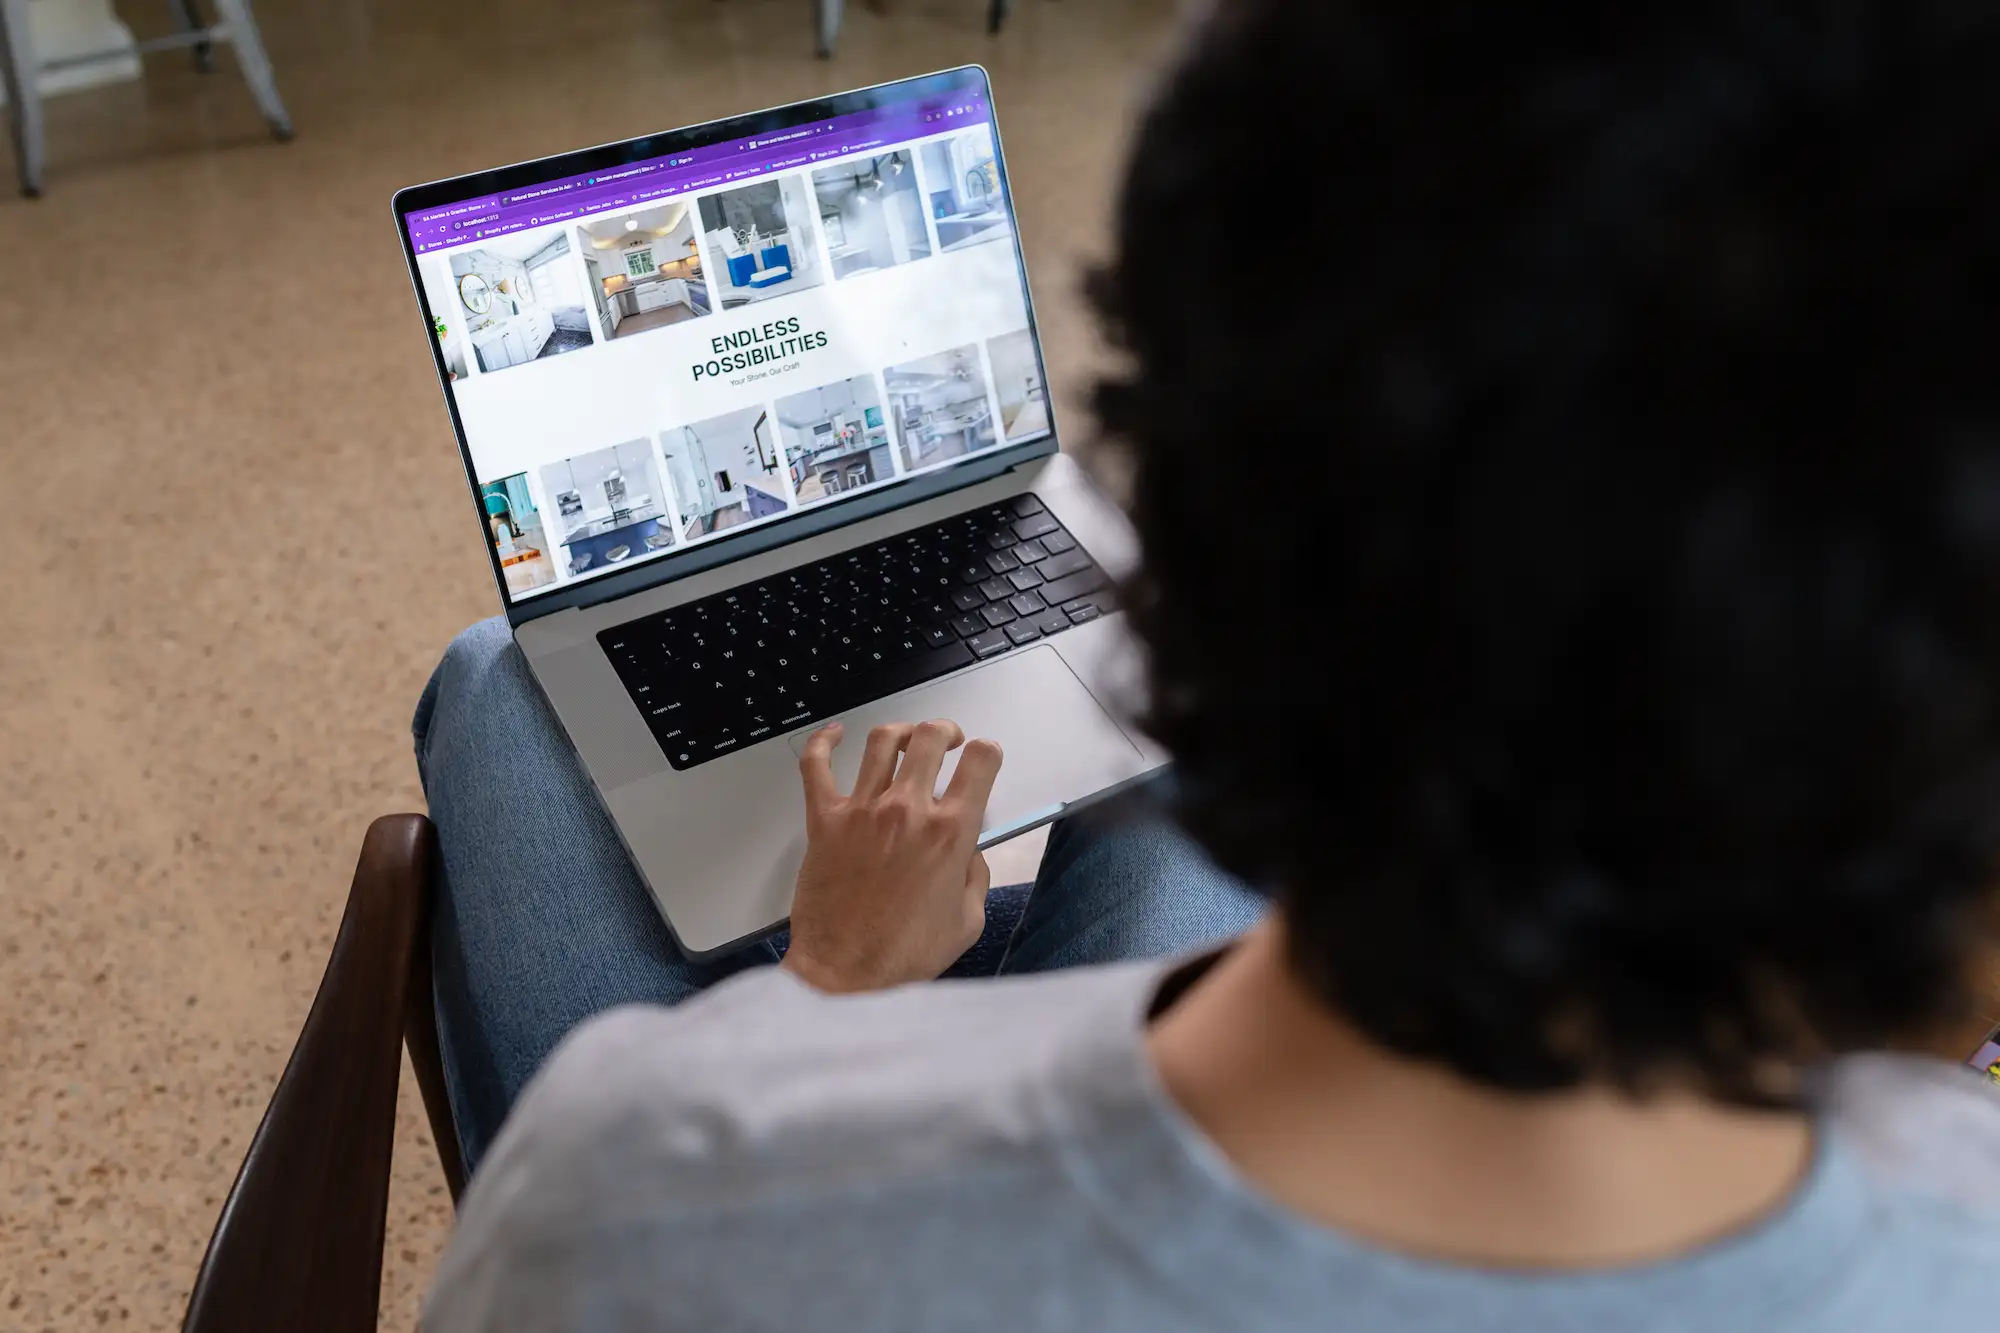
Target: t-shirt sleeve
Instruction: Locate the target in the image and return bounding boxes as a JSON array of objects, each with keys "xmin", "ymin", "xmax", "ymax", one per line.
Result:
[{"xmin": 422, "ymin": 966, "xmax": 819, "ymax": 1332}]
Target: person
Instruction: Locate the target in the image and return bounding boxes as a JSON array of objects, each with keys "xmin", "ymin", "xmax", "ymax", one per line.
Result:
[{"xmin": 420, "ymin": 2, "xmax": 2000, "ymax": 1328}]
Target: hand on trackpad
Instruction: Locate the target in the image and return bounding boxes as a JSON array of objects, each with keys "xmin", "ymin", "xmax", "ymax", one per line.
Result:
[{"xmin": 787, "ymin": 645, "xmax": 1147, "ymax": 845}]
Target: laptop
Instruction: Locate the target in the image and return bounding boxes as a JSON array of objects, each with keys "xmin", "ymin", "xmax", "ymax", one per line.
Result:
[{"xmin": 393, "ymin": 66, "xmax": 1163, "ymax": 958}]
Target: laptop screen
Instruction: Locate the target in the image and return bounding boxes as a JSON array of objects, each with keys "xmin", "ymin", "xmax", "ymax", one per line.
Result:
[{"xmin": 398, "ymin": 67, "xmax": 1052, "ymax": 606}]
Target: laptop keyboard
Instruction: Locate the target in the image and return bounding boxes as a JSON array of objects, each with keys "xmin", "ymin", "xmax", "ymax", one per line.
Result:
[{"xmin": 599, "ymin": 493, "xmax": 1117, "ymax": 771}]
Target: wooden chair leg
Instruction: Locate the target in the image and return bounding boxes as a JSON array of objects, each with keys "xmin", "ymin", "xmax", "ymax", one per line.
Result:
[{"xmin": 403, "ymin": 847, "xmax": 467, "ymax": 1203}]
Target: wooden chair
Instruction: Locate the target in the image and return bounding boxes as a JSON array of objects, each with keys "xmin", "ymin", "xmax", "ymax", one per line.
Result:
[
  {"xmin": 180, "ymin": 814, "xmax": 463, "ymax": 1333},
  {"xmin": 177, "ymin": 811, "xmax": 2000, "ymax": 1333}
]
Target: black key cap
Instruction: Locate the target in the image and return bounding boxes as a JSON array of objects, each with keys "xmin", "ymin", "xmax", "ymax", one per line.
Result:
[
  {"xmin": 1039, "ymin": 529, "xmax": 1076, "ymax": 555},
  {"xmin": 1010, "ymin": 493, "xmax": 1045, "ymax": 518},
  {"xmin": 1011, "ymin": 512, "xmax": 1059, "ymax": 541},
  {"xmin": 981, "ymin": 602, "xmax": 1018, "ymax": 628},
  {"xmin": 1007, "ymin": 566, "xmax": 1044, "ymax": 591},
  {"xmin": 1038, "ymin": 566, "xmax": 1108, "ymax": 606},
  {"xmin": 950, "ymin": 613, "xmax": 988, "ymax": 639},
  {"xmin": 922, "ymin": 625, "xmax": 954, "ymax": 650},
  {"xmin": 1067, "ymin": 604, "xmax": 1101, "ymax": 625},
  {"xmin": 951, "ymin": 587, "xmax": 985, "ymax": 613},
  {"xmin": 966, "ymin": 630, "xmax": 1011, "ymax": 659},
  {"xmin": 957, "ymin": 563, "xmax": 988, "ymax": 585},
  {"xmin": 1005, "ymin": 621, "xmax": 1042, "ymax": 645},
  {"xmin": 978, "ymin": 577, "xmax": 1015, "ymax": 603},
  {"xmin": 1011, "ymin": 541, "xmax": 1046, "ymax": 564},
  {"xmin": 984, "ymin": 550, "xmax": 1020, "ymax": 574},
  {"xmin": 1036, "ymin": 547, "xmax": 1094, "ymax": 581},
  {"xmin": 1035, "ymin": 609, "xmax": 1071, "ymax": 636},
  {"xmin": 985, "ymin": 531, "xmax": 1016, "ymax": 551},
  {"xmin": 1009, "ymin": 591, "xmax": 1046, "ymax": 616}
]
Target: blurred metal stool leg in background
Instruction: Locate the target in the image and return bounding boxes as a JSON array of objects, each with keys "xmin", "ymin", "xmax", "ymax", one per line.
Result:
[
  {"xmin": 169, "ymin": 0, "xmax": 213, "ymax": 71},
  {"xmin": 816, "ymin": 0, "xmax": 843, "ymax": 59},
  {"xmin": 0, "ymin": 0, "xmax": 291, "ymax": 197},
  {"xmin": 209, "ymin": 0, "xmax": 289, "ymax": 139},
  {"xmin": 0, "ymin": 0, "xmax": 44, "ymax": 195}
]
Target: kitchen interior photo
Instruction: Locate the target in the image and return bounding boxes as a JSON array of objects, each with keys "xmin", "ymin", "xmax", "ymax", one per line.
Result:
[
  {"xmin": 812, "ymin": 150, "xmax": 933, "ymax": 281},
  {"xmin": 538, "ymin": 438, "xmax": 674, "ymax": 578},
  {"xmin": 697, "ymin": 175, "xmax": 825, "ymax": 309},
  {"xmin": 419, "ymin": 256, "xmax": 470, "ymax": 381},
  {"xmin": 986, "ymin": 328, "xmax": 1049, "ymax": 442},
  {"xmin": 449, "ymin": 228, "xmax": 596, "ymax": 373},
  {"xmin": 662, "ymin": 405, "xmax": 789, "ymax": 540},
  {"xmin": 884, "ymin": 345, "xmax": 999, "ymax": 472},
  {"xmin": 479, "ymin": 472, "xmax": 556, "ymax": 595},
  {"xmin": 918, "ymin": 126, "xmax": 1012, "ymax": 252},
  {"xmin": 576, "ymin": 203, "xmax": 711, "ymax": 340},
  {"xmin": 776, "ymin": 374, "xmax": 896, "ymax": 505}
]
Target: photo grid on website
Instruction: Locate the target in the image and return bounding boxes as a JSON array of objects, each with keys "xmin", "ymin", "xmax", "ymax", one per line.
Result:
[{"xmin": 409, "ymin": 92, "xmax": 1048, "ymax": 603}]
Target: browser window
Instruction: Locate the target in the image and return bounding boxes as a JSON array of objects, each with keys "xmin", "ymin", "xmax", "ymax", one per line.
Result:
[{"xmin": 405, "ymin": 78, "xmax": 1050, "ymax": 603}]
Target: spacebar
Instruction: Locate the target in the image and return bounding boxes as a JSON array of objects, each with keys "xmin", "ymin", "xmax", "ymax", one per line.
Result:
[{"xmin": 831, "ymin": 642, "xmax": 975, "ymax": 715}]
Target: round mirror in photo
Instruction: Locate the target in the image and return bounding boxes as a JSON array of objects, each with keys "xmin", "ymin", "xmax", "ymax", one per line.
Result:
[{"xmin": 448, "ymin": 229, "xmax": 599, "ymax": 373}]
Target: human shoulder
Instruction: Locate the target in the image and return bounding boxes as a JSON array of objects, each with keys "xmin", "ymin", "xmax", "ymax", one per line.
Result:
[
  {"xmin": 1820, "ymin": 1053, "xmax": 2000, "ymax": 1244},
  {"xmin": 492, "ymin": 960, "xmax": 1164, "ymax": 1211}
]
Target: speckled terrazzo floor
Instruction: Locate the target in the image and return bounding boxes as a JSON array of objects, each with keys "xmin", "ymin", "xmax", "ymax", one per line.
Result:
[{"xmin": 0, "ymin": 1, "xmax": 1167, "ymax": 1326}]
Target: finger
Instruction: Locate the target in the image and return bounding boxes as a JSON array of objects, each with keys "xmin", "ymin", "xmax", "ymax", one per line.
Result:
[
  {"xmin": 798, "ymin": 723, "xmax": 845, "ymax": 809},
  {"xmin": 852, "ymin": 723, "xmax": 915, "ymax": 799},
  {"xmin": 941, "ymin": 737, "xmax": 1004, "ymax": 825},
  {"xmin": 894, "ymin": 719, "xmax": 965, "ymax": 797}
]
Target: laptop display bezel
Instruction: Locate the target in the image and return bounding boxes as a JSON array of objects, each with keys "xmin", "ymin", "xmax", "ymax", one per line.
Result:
[{"xmin": 391, "ymin": 65, "xmax": 1061, "ymax": 626}]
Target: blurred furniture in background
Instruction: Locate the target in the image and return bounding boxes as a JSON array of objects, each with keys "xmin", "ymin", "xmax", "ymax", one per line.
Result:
[
  {"xmin": 180, "ymin": 815, "xmax": 462, "ymax": 1333},
  {"xmin": 807, "ymin": 0, "xmax": 1041, "ymax": 59},
  {"xmin": 0, "ymin": 0, "xmax": 290, "ymax": 196}
]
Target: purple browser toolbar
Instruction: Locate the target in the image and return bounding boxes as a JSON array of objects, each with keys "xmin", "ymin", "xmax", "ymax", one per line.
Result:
[{"xmin": 406, "ymin": 92, "xmax": 990, "ymax": 254}]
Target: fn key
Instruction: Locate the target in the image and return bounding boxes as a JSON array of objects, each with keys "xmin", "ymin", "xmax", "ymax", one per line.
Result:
[{"xmin": 965, "ymin": 629, "xmax": 1011, "ymax": 659}]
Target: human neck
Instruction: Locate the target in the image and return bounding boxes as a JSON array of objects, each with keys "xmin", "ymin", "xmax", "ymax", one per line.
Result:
[{"xmin": 1145, "ymin": 918, "xmax": 1814, "ymax": 1269}]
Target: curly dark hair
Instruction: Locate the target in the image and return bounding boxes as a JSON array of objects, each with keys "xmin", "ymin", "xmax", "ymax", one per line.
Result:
[{"xmin": 1091, "ymin": 0, "xmax": 2000, "ymax": 1101}]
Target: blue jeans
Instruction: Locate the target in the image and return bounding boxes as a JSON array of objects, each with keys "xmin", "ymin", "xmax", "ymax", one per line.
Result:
[{"xmin": 414, "ymin": 618, "xmax": 1265, "ymax": 1171}]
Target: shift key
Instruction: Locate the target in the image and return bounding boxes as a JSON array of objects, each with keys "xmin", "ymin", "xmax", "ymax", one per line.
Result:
[
  {"xmin": 1035, "ymin": 564, "xmax": 1108, "ymax": 607},
  {"xmin": 1035, "ymin": 547, "xmax": 1094, "ymax": 581}
]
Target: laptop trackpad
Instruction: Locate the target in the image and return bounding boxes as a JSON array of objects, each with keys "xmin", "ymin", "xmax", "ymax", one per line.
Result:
[{"xmin": 786, "ymin": 645, "xmax": 1148, "ymax": 845}]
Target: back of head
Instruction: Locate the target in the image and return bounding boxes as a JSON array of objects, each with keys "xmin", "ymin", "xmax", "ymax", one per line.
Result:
[{"xmin": 1092, "ymin": 0, "xmax": 2000, "ymax": 1101}]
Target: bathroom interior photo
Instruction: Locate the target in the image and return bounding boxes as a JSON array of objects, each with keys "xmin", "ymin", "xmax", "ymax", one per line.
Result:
[
  {"xmin": 812, "ymin": 150, "xmax": 933, "ymax": 281},
  {"xmin": 449, "ymin": 228, "xmax": 596, "ymax": 373},
  {"xmin": 419, "ymin": 257, "xmax": 470, "ymax": 381},
  {"xmin": 986, "ymin": 328, "xmax": 1049, "ymax": 442},
  {"xmin": 662, "ymin": 406, "xmax": 789, "ymax": 540},
  {"xmin": 776, "ymin": 374, "xmax": 896, "ymax": 505},
  {"xmin": 478, "ymin": 472, "xmax": 557, "ymax": 596},
  {"xmin": 538, "ymin": 438, "xmax": 674, "ymax": 578},
  {"xmin": 576, "ymin": 203, "xmax": 711, "ymax": 340},
  {"xmin": 884, "ymin": 345, "xmax": 999, "ymax": 472},
  {"xmin": 918, "ymin": 126, "xmax": 1012, "ymax": 251},
  {"xmin": 697, "ymin": 176, "xmax": 825, "ymax": 308}
]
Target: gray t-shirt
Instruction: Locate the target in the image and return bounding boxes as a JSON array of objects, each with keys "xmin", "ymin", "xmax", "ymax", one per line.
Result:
[{"xmin": 427, "ymin": 961, "xmax": 2000, "ymax": 1331}]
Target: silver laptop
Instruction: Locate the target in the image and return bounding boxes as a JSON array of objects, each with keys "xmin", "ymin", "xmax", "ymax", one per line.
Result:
[{"xmin": 393, "ymin": 66, "xmax": 1163, "ymax": 957}]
